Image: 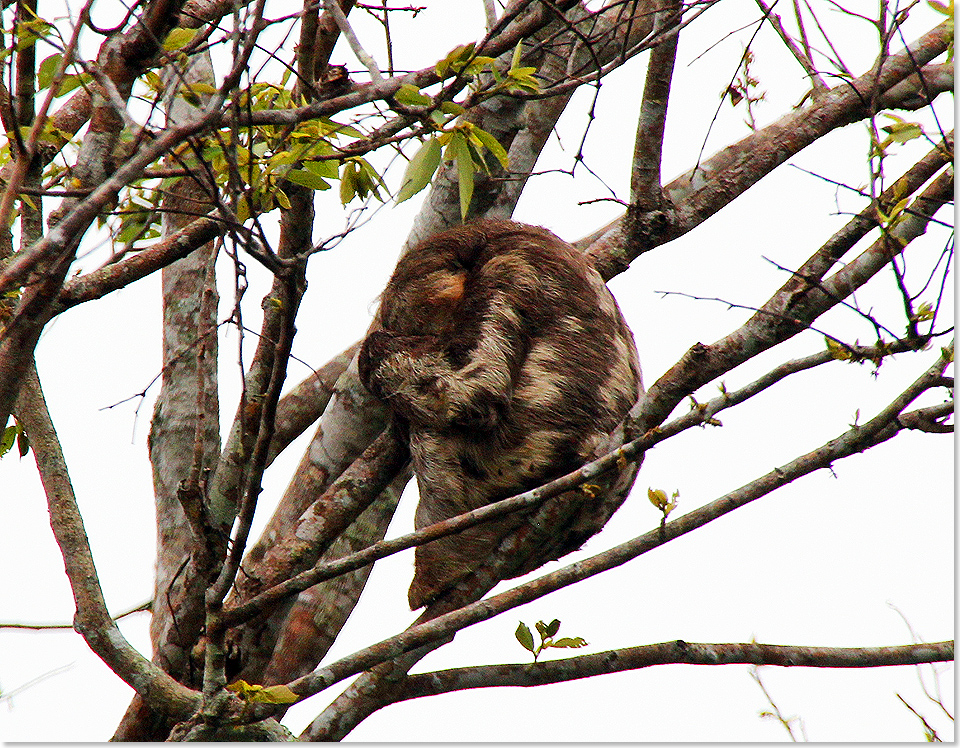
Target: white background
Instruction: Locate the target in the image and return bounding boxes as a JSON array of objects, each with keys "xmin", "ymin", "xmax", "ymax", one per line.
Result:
[{"xmin": 0, "ymin": 0, "xmax": 953, "ymax": 741}]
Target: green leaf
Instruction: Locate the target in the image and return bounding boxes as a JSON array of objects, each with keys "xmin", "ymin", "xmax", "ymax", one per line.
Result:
[
  {"xmin": 283, "ymin": 168, "xmax": 331, "ymax": 190},
  {"xmin": 448, "ymin": 132, "xmax": 474, "ymax": 219},
  {"xmin": 0, "ymin": 425, "xmax": 16, "ymax": 457},
  {"xmin": 303, "ymin": 159, "xmax": 340, "ymax": 179},
  {"xmin": 320, "ymin": 118, "xmax": 362, "ymax": 138},
  {"xmin": 439, "ymin": 101, "xmax": 464, "ymax": 116},
  {"xmin": 116, "ymin": 217, "xmax": 146, "ymax": 245},
  {"xmin": 355, "ymin": 158, "xmax": 384, "ymax": 201},
  {"xmin": 162, "ymin": 27, "xmax": 197, "ymax": 52},
  {"xmin": 55, "ymin": 73, "xmax": 92, "ymax": 98},
  {"xmin": 37, "ymin": 54, "xmax": 62, "ymax": 92},
  {"xmin": 187, "ymin": 82, "xmax": 218, "ymax": 96},
  {"xmin": 140, "ymin": 70, "xmax": 162, "ymax": 92},
  {"xmin": 340, "ymin": 161, "xmax": 357, "ymax": 204},
  {"xmin": 252, "ymin": 684, "xmax": 299, "ymax": 704},
  {"xmin": 472, "ymin": 127, "xmax": 509, "ymax": 170},
  {"xmin": 515, "ymin": 622, "xmax": 535, "ymax": 653},
  {"xmin": 16, "ymin": 18, "xmax": 52, "ymax": 51},
  {"xmin": 253, "ymin": 685, "xmax": 298, "ymax": 704},
  {"xmin": 882, "ymin": 122, "xmax": 923, "ymax": 144},
  {"xmin": 235, "ymin": 195, "xmax": 251, "ymax": 223},
  {"xmin": 394, "ymin": 84, "xmax": 431, "ymax": 106},
  {"xmin": 542, "ymin": 619, "xmax": 561, "ymax": 638},
  {"xmin": 824, "ymin": 336, "xmax": 852, "ymax": 361},
  {"xmin": 912, "ymin": 301, "xmax": 935, "ymax": 322},
  {"xmin": 551, "ymin": 636, "xmax": 588, "ymax": 649},
  {"xmin": 396, "ymin": 137, "xmax": 441, "ymax": 203},
  {"xmin": 510, "ymin": 42, "xmax": 524, "ymax": 72},
  {"xmin": 648, "ymin": 487, "xmax": 669, "ymax": 510},
  {"xmin": 436, "ymin": 43, "xmax": 475, "ymax": 78},
  {"xmin": 464, "ymin": 55, "xmax": 496, "ymax": 75}
]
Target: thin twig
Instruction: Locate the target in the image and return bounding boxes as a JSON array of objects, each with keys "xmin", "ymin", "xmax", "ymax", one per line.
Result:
[{"xmin": 325, "ymin": 0, "xmax": 383, "ymax": 82}]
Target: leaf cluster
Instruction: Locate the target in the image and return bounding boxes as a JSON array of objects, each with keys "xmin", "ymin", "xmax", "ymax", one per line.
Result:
[{"xmin": 515, "ymin": 619, "xmax": 588, "ymax": 663}]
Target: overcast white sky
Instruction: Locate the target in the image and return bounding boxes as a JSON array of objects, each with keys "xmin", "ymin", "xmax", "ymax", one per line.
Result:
[{"xmin": 0, "ymin": 0, "xmax": 953, "ymax": 741}]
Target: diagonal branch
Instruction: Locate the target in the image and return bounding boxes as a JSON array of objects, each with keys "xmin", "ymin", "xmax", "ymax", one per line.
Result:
[
  {"xmin": 634, "ymin": 163, "xmax": 951, "ymax": 435},
  {"xmin": 324, "ymin": 0, "xmax": 382, "ymax": 82},
  {"xmin": 12, "ymin": 363, "xmax": 201, "ymax": 721},
  {"xmin": 289, "ymin": 346, "xmax": 952, "ymax": 728},
  {"xmin": 583, "ymin": 20, "xmax": 952, "ymax": 278},
  {"xmin": 53, "ymin": 214, "xmax": 224, "ymax": 314}
]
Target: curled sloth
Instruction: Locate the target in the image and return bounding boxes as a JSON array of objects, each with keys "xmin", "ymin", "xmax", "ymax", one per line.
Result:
[{"xmin": 359, "ymin": 219, "xmax": 642, "ymax": 609}]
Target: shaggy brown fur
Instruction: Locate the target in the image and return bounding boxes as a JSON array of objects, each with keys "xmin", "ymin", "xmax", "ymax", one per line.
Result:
[{"xmin": 359, "ymin": 220, "xmax": 642, "ymax": 609}]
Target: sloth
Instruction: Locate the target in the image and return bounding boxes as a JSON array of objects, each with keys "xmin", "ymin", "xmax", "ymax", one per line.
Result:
[{"xmin": 359, "ymin": 219, "xmax": 642, "ymax": 609}]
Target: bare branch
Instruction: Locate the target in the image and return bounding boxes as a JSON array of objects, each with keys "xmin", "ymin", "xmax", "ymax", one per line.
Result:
[
  {"xmin": 630, "ymin": 0, "xmax": 682, "ymax": 210},
  {"xmin": 633, "ymin": 164, "xmax": 951, "ymax": 435},
  {"xmin": 324, "ymin": 0, "xmax": 383, "ymax": 82},
  {"xmin": 53, "ymin": 214, "xmax": 224, "ymax": 313},
  {"xmin": 754, "ymin": 0, "xmax": 828, "ymax": 95}
]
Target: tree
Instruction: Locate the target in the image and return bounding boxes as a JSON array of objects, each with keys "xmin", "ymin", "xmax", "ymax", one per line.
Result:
[{"xmin": 0, "ymin": 0, "xmax": 953, "ymax": 741}]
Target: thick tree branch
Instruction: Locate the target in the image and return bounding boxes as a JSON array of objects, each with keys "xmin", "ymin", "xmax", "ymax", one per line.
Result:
[
  {"xmin": 255, "ymin": 468, "xmax": 411, "ymax": 685},
  {"xmin": 324, "ymin": 0, "xmax": 382, "ymax": 82},
  {"xmin": 112, "ymin": 51, "xmax": 227, "ymax": 744},
  {"xmin": 265, "ymin": 342, "xmax": 360, "ymax": 464},
  {"xmin": 225, "ymin": 426, "xmax": 409, "ymax": 616},
  {"xmin": 13, "ymin": 364, "xmax": 200, "ymax": 721}
]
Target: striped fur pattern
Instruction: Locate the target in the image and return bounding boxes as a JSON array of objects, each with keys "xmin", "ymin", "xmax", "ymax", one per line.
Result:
[{"xmin": 359, "ymin": 220, "xmax": 642, "ymax": 609}]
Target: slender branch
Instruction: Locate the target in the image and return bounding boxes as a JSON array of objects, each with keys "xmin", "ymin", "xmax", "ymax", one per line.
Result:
[
  {"xmin": 0, "ymin": 599, "xmax": 152, "ymax": 630},
  {"xmin": 633, "ymin": 164, "xmax": 951, "ymax": 436},
  {"xmin": 396, "ymin": 640, "xmax": 955, "ymax": 700},
  {"xmin": 239, "ymin": 1, "xmax": 565, "ymax": 128},
  {"xmin": 754, "ymin": 0, "xmax": 828, "ymax": 95},
  {"xmin": 220, "ymin": 333, "xmax": 923, "ymax": 631},
  {"xmin": 53, "ymin": 214, "xmax": 224, "ymax": 313},
  {"xmin": 816, "ymin": 170, "xmax": 952, "ymax": 312},
  {"xmin": 324, "ymin": 0, "xmax": 383, "ymax": 82},
  {"xmin": 311, "ymin": 1, "xmax": 359, "ymax": 80},
  {"xmin": 788, "ymin": 134, "xmax": 951, "ymax": 290}
]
